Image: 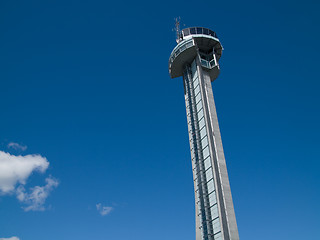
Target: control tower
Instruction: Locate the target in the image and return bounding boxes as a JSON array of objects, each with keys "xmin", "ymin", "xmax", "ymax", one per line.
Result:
[{"xmin": 169, "ymin": 26, "xmax": 239, "ymax": 240}]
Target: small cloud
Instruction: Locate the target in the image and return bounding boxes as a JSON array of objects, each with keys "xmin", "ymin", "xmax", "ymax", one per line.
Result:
[
  {"xmin": 0, "ymin": 237, "xmax": 20, "ymax": 240},
  {"xmin": 16, "ymin": 176, "xmax": 59, "ymax": 211},
  {"xmin": 0, "ymin": 151, "xmax": 49, "ymax": 194},
  {"xmin": 96, "ymin": 203, "xmax": 113, "ymax": 216},
  {"xmin": 7, "ymin": 142, "xmax": 27, "ymax": 151}
]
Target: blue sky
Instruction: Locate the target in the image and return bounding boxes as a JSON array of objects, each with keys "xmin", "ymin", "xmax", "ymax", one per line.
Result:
[{"xmin": 0, "ymin": 0, "xmax": 319, "ymax": 239}]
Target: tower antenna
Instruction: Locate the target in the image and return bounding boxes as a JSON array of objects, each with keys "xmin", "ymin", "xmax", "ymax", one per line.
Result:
[{"xmin": 174, "ymin": 17, "xmax": 181, "ymax": 43}]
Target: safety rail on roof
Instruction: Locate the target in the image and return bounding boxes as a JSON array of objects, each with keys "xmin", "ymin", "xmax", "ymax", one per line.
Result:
[{"xmin": 180, "ymin": 27, "xmax": 218, "ymax": 40}]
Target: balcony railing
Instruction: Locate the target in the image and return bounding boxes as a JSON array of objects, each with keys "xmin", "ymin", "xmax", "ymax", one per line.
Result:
[{"xmin": 181, "ymin": 27, "xmax": 218, "ymax": 39}]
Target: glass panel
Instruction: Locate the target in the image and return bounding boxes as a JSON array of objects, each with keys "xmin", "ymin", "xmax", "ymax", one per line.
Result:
[
  {"xmin": 201, "ymin": 59, "xmax": 207, "ymax": 66},
  {"xmin": 196, "ymin": 92, "xmax": 201, "ymax": 104},
  {"xmin": 209, "ymin": 30, "xmax": 215, "ymax": 37},
  {"xmin": 207, "ymin": 179, "xmax": 215, "ymax": 193},
  {"xmin": 214, "ymin": 232, "xmax": 222, "ymax": 240},
  {"xmin": 204, "ymin": 156, "xmax": 211, "ymax": 170},
  {"xmin": 192, "ymin": 74, "xmax": 198, "ymax": 83},
  {"xmin": 203, "ymin": 146, "xmax": 210, "ymax": 159},
  {"xmin": 200, "ymin": 125, "xmax": 206, "ymax": 139},
  {"xmin": 203, "ymin": 28, "xmax": 209, "ymax": 34},
  {"xmin": 205, "ymin": 167, "xmax": 213, "ymax": 180},
  {"xmin": 209, "ymin": 192, "xmax": 217, "ymax": 207},
  {"xmin": 198, "ymin": 108, "xmax": 204, "ymax": 120},
  {"xmin": 210, "ymin": 59, "xmax": 216, "ymax": 67},
  {"xmin": 196, "ymin": 27, "xmax": 203, "ymax": 34},
  {"xmin": 212, "ymin": 218, "xmax": 221, "ymax": 234},
  {"xmin": 210, "ymin": 205, "xmax": 219, "ymax": 220},
  {"xmin": 194, "ymin": 84, "xmax": 200, "ymax": 95},
  {"xmin": 193, "ymin": 77, "xmax": 199, "ymax": 87},
  {"xmin": 196, "ymin": 101, "xmax": 202, "ymax": 112},
  {"xmin": 190, "ymin": 27, "xmax": 196, "ymax": 34},
  {"xmin": 199, "ymin": 117, "xmax": 205, "ymax": 130}
]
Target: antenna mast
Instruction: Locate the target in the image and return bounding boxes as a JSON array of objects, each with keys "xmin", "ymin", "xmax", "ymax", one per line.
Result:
[{"xmin": 174, "ymin": 17, "xmax": 181, "ymax": 43}]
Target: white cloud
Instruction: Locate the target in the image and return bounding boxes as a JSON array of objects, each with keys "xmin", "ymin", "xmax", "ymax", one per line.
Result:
[
  {"xmin": 16, "ymin": 176, "xmax": 59, "ymax": 211},
  {"xmin": 96, "ymin": 203, "xmax": 113, "ymax": 216},
  {"xmin": 7, "ymin": 142, "xmax": 27, "ymax": 151},
  {"xmin": 0, "ymin": 151, "xmax": 49, "ymax": 194},
  {"xmin": 0, "ymin": 237, "xmax": 20, "ymax": 240}
]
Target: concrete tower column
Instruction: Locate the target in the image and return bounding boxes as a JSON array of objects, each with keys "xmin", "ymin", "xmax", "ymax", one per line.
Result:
[{"xmin": 169, "ymin": 27, "xmax": 239, "ymax": 240}]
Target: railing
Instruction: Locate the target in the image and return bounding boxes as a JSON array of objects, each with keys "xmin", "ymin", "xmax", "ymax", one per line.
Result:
[{"xmin": 181, "ymin": 27, "xmax": 218, "ymax": 39}]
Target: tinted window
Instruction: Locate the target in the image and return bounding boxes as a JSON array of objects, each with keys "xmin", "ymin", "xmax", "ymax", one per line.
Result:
[
  {"xmin": 203, "ymin": 28, "xmax": 209, "ymax": 34},
  {"xmin": 196, "ymin": 27, "xmax": 203, "ymax": 34},
  {"xmin": 190, "ymin": 27, "xmax": 196, "ymax": 34},
  {"xmin": 209, "ymin": 30, "xmax": 215, "ymax": 37}
]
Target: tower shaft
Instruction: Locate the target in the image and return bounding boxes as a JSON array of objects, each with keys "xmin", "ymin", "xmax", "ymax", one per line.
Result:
[
  {"xmin": 169, "ymin": 27, "xmax": 239, "ymax": 240},
  {"xmin": 184, "ymin": 59, "xmax": 239, "ymax": 240}
]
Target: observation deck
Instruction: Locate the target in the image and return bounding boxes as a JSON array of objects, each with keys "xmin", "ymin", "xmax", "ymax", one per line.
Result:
[{"xmin": 169, "ymin": 27, "xmax": 223, "ymax": 80}]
